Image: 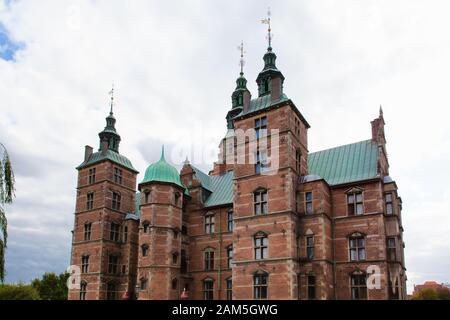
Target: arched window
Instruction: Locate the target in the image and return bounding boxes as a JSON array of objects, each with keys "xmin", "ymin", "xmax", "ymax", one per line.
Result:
[
  {"xmin": 350, "ymin": 270, "xmax": 367, "ymax": 300},
  {"xmin": 142, "ymin": 221, "xmax": 150, "ymax": 233},
  {"xmin": 172, "ymin": 252, "xmax": 179, "ymax": 264},
  {"xmin": 253, "ymin": 271, "xmax": 268, "ymax": 299},
  {"xmin": 254, "ymin": 189, "xmax": 268, "ymax": 215},
  {"xmin": 254, "ymin": 232, "xmax": 268, "ymax": 260},
  {"xmin": 172, "ymin": 278, "xmax": 178, "ymax": 290},
  {"xmin": 144, "ymin": 190, "xmax": 151, "ymax": 203},
  {"xmin": 263, "ymin": 78, "xmax": 270, "ymax": 93},
  {"xmin": 79, "ymin": 281, "xmax": 87, "ymax": 300},
  {"xmin": 141, "ymin": 244, "xmax": 149, "ymax": 257}
]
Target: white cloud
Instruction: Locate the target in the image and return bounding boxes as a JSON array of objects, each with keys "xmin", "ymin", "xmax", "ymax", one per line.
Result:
[{"xmin": 1, "ymin": 0, "xmax": 450, "ymax": 294}]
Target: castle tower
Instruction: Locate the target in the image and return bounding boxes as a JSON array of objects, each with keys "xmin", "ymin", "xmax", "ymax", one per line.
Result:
[
  {"xmin": 230, "ymin": 23, "xmax": 310, "ymax": 299},
  {"xmin": 137, "ymin": 147, "xmax": 185, "ymax": 299},
  {"xmin": 69, "ymin": 97, "xmax": 139, "ymax": 300}
]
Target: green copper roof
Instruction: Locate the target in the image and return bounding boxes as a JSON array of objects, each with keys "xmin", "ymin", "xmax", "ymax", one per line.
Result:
[
  {"xmin": 190, "ymin": 166, "xmax": 234, "ymax": 207},
  {"xmin": 140, "ymin": 146, "xmax": 184, "ymax": 188},
  {"xmin": 77, "ymin": 150, "xmax": 137, "ymax": 172},
  {"xmin": 204, "ymin": 171, "xmax": 234, "ymax": 207},
  {"xmin": 134, "ymin": 192, "xmax": 141, "ymax": 218},
  {"xmin": 232, "ymin": 93, "xmax": 289, "ymax": 119},
  {"xmin": 308, "ymin": 139, "xmax": 379, "ymax": 186},
  {"xmin": 192, "ymin": 166, "xmax": 213, "ymax": 192}
]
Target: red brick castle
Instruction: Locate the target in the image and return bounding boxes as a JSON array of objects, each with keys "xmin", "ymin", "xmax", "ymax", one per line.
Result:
[{"xmin": 69, "ymin": 35, "xmax": 406, "ymax": 300}]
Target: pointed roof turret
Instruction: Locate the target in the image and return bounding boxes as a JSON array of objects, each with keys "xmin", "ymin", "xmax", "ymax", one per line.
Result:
[
  {"xmin": 98, "ymin": 85, "xmax": 121, "ymax": 152},
  {"xmin": 140, "ymin": 146, "xmax": 184, "ymax": 188},
  {"xmin": 257, "ymin": 8, "xmax": 285, "ymax": 97}
]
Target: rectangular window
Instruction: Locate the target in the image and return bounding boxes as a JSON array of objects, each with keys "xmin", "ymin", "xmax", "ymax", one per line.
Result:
[
  {"xmin": 114, "ymin": 167, "xmax": 123, "ymax": 184},
  {"xmin": 86, "ymin": 192, "xmax": 94, "ymax": 210},
  {"xmin": 351, "ymin": 274, "xmax": 367, "ymax": 300},
  {"xmin": 387, "ymin": 237, "xmax": 396, "ymax": 261},
  {"xmin": 84, "ymin": 223, "xmax": 92, "ymax": 241},
  {"xmin": 347, "ymin": 192, "xmax": 363, "ymax": 215},
  {"xmin": 226, "ymin": 279, "xmax": 232, "ymax": 300},
  {"xmin": 307, "ymin": 275, "xmax": 316, "ymax": 300},
  {"xmin": 108, "ymin": 255, "xmax": 118, "ymax": 274},
  {"xmin": 227, "ymin": 246, "xmax": 233, "ymax": 269},
  {"xmin": 81, "ymin": 255, "xmax": 89, "ymax": 273},
  {"xmin": 204, "ymin": 251, "xmax": 214, "ymax": 271},
  {"xmin": 227, "ymin": 210, "xmax": 234, "ymax": 232},
  {"xmin": 255, "ymin": 235, "xmax": 268, "ymax": 260},
  {"xmin": 254, "ymin": 190, "xmax": 268, "ymax": 215},
  {"xmin": 305, "ymin": 192, "xmax": 313, "ymax": 215},
  {"xmin": 306, "ymin": 236, "xmax": 314, "ymax": 260},
  {"xmin": 110, "ymin": 222, "xmax": 120, "ymax": 242},
  {"xmin": 386, "ymin": 193, "xmax": 394, "ymax": 215},
  {"xmin": 88, "ymin": 168, "xmax": 96, "ymax": 184},
  {"xmin": 112, "ymin": 192, "xmax": 121, "ymax": 210},
  {"xmin": 203, "ymin": 280, "xmax": 214, "ymax": 300},
  {"xmin": 254, "ymin": 273, "xmax": 268, "ymax": 299},
  {"xmin": 255, "ymin": 117, "xmax": 268, "ymax": 140},
  {"xmin": 297, "ymin": 274, "xmax": 301, "ymax": 300},
  {"xmin": 204, "ymin": 214, "xmax": 215, "ymax": 234},
  {"xmin": 349, "ymin": 236, "xmax": 366, "ymax": 261},
  {"xmin": 255, "ymin": 149, "xmax": 269, "ymax": 174}
]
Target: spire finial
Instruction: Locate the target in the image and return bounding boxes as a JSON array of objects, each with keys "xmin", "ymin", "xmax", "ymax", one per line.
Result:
[
  {"xmin": 160, "ymin": 145, "xmax": 165, "ymax": 161},
  {"xmin": 261, "ymin": 7, "xmax": 272, "ymax": 50},
  {"xmin": 108, "ymin": 83, "xmax": 114, "ymax": 115},
  {"xmin": 238, "ymin": 41, "xmax": 246, "ymax": 76},
  {"xmin": 379, "ymin": 104, "xmax": 383, "ymax": 117}
]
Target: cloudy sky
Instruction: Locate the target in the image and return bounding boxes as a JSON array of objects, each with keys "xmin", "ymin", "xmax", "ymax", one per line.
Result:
[{"xmin": 1, "ymin": 0, "xmax": 450, "ymax": 294}]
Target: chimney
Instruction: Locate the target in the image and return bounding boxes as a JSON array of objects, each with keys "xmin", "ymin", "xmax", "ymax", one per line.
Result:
[
  {"xmin": 101, "ymin": 140, "xmax": 108, "ymax": 156},
  {"xmin": 84, "ymin": 145, "xmax": 93, "ymax": 161},
  {"xmin": 243, "ymin": 91, "xmax": 251, "ymax": 113},
  {"xmin": 270, "ymin": 77, "xmax": 282, "ymax": 103}
]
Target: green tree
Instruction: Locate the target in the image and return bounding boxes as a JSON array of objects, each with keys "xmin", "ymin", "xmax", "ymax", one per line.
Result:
[
  {"xmin": 0, "ymin": 283, "xmax": 40, "ymax": 300},
  {"xmin": 412, "ymin": 288, "xmax": 439, "ymax": 300},
  {"xmin": 0, "ymin": 143, "xmax": 15, "ymax": 283},
  {"xmin": 436, "ymin": 287, "xmax": 450, "ymax": 300},
  {"xmin": 32, "ymin": 272, "xmax": 70, "ymax": 300}
]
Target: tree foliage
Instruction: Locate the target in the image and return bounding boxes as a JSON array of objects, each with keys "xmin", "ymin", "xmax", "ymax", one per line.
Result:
[
  {"xmin": 31, "ymin": 272, "xmax": 70, "ymax": 300},
  {"xmin": 0, "ymin": 283, "xmax": 40, "ymax": 300},
  {"xmin": 0, "ymin": 143, "xmax": 15, "ymax": 283},
  {"xmin": 412, "ymin": 287, "xmax": 450, "ymax": 300}
]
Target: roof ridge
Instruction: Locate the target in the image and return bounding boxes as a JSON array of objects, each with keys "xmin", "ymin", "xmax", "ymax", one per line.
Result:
[{"xmin": 309, "ymin": 139, "xmax": 373, "ymax": 155}]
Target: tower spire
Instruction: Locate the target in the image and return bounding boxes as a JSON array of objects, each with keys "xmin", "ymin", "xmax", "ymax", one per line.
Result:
[
  {"xmin": 98, "ymin": 86, "xmax": 121, "ymax": 153},
  {"xmin": 261, "ymin": 7, "xmax": 272, "ymax": 50},
  {"xmin": 238, "ymin": 41, "xmax": 245, "ymax": 76},
  {"xmin": 108, "ymin": 83, "xmax": 114, "ymax": 115}
]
